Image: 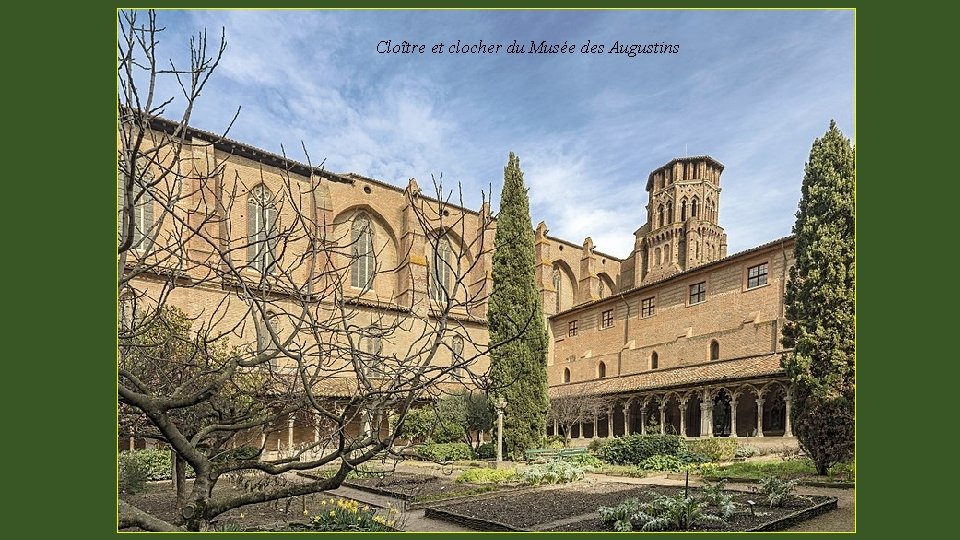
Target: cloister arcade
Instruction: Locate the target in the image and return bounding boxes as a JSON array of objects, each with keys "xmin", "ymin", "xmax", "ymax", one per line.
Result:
[{"xmin": 547, "ymin": 379, "xmax": 793, "ymax": 441}]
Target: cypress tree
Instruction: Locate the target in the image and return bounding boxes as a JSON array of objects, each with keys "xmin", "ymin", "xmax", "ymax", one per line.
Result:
[
  {"xmin": 781, "ymin": 120, "xmax": 855, "ymax": 475},
  {"xmin": 488, "ymin": 152, "xmax": 549, "ymax": 459}
]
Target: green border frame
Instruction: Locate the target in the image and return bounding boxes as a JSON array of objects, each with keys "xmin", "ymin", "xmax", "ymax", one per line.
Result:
[{"xmin": 17, "ymin": 1, "xmax": 925, "ymax": 538}]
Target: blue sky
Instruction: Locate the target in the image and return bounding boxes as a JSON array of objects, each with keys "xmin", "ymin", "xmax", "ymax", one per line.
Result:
[{"xmin": 143, "ymin": 9, "xmax": 854, "ymax": 258}]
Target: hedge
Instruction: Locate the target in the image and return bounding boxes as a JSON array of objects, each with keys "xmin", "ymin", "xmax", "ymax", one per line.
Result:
[
  {"xmin": 684, "ymin": 438, "xmax": 737, "ymax": 462},
  {"xmin": 594, "ymin": 435, "xmax": 685, "ymax": 465},
  {"xmin": 416, "ymin": 442, "xmax": 474, "ymax": 462}
]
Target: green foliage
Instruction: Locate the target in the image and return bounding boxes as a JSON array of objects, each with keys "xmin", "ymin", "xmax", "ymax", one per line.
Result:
[
  {"xmin": 118, "ymin": 448, "xmax": 195, "ymax": 484},
  {"xmin": 639, "ymin": 454, "xmax": 686, "ymax": 472},
  {"xmin": 476, "ymin": 442, "xmax": 495, "ymax": 459},
  {"xmin": 562, "ymin": 453, "xmax": 603, "ymax": 468},
  {"xmin": 544, "ymin": 435, "xmax": 566, "ymax": 449},
  {"xmin": 521, "ymin": 459, "xmax": 593, "ymax": 485},
  {"xmin": 587, "ymin": 437, "xmax": 606, "ymax": 452},
  {"xmin": 781, "ymin": 121, "xmax": 856, "ymax": 475},
  {"xmin": 309, "ymin": 497, "xmax": 395, "ymax": 531},
  {"xmin": 828, "ymin": 460, "xmax": 855, "ymax": 482},
  {"xmin": 416, "ymin": 442, "xmax": 474, "ymax": 462},
  {"xmin": 599, "ymin": 493, "xmax": 726, "ymax": 532},
  {"xmin": 698, "ymin": 479, "xmax": 736, "ymax": 519},
  {"xmin": 754, "ymin": 475, "xmax": 804, "ymax": 508},
  {"xmin": 397, "ymin": 398, "xmax": 468, "ymax": 444},
  {"xmin": 455, "ymin": 468, "xmax": 517, "ymax": 484},
  {"xmin": 118, "ymin": 452, "xmax": 150, "ymax": 494},
  {"xmin": 684, "ymin": 438, "xmax": 738, "ymax": 462},
  {"xmin": 594, "ymin": 435, "xmax": 686, "ymax": 465},
  {"xmin": 488, "ymin": 152, "xmax": 549, "ymax": 459},
  {"xmin": 735, "ymin": 445, "xmax": 761, "ymax": 459},
  {"xmin": 598, "ymin": 464, "xmax": 648, "ymax": 478},
  {"xmin": 714, "ymin": 458, "xmax": 816, "ymax": 480}
]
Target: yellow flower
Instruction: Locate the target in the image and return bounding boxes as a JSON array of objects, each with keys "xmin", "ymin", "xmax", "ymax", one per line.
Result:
[
  {"xmin": 239, "ymin": 513, "xmax": 245, "ymax": 519},
  {"xmin": 304, "ymin": 510, "xmax": 309, "ymax": 515},
  {"xmin": 329, "ymin": 510, "xmax": 336, "ymax": 517}
]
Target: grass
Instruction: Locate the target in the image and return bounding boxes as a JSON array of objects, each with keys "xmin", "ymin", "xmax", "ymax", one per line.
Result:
[
  {"xmin": 711, "ymin": 458, "xmax": 817, "ymax": 480},
  {"xmin": 413, "ymin": 484, "xmax": 499, "ymax": 503},
  {"xmin": 598, "ymin": 464, "xmax": 649, "ymax": 478}
]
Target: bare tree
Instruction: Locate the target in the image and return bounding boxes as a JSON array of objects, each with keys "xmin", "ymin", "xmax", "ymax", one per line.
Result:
[
  {"xmin": 548, "ymin": 383, "xmax": 610, "ymax": 445},
  {"xmin": 117, "ymin": 10, "xmax": 521, "ymax": 531}
]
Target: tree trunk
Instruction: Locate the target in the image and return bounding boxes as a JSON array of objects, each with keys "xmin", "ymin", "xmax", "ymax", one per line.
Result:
[{"xmin": 174, "ymin": 455, "xmax": 187, "ymax": 510}]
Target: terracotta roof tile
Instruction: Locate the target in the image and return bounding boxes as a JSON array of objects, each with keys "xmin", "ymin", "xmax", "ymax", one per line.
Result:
[{"xmin": 548, "ymin": 353, "xmax": 785, "ymax": 398}]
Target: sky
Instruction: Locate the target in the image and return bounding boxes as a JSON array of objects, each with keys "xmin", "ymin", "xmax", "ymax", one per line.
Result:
[{"xmin": 135, "ymin": 9, "xmax": 854, "ymax": 259}]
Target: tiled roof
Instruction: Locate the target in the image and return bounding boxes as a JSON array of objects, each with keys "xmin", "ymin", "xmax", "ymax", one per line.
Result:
[
  {"xmin": 548, "ymin": 353, "xmax": 785, "ymax": 398},
  {"xmin": 309, "ymin": 377, "xmax": 478, "ymax": 399}
]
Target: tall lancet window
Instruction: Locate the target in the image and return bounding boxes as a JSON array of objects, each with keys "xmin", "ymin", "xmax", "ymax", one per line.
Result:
[{"xmin": 351, "ymin": 215, "xmax": 375, "ymax": 290}]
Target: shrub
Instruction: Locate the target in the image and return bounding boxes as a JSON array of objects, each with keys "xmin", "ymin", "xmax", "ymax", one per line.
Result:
[
  {"xmin": 638, "ymin": 454, "xmax": 686, "ymax": 472},
  {"xmin": 754, "ymin": 475, "xmax": 804, "ymax": 508},
  {"xmin": 119, "ymin": 448, "xmax": 195, "ymax": 482},
  {"xmin": 594, "ymin": 435, "xmax": 685, "ymax": 465},
  {"xmin": 521, "ymin": 460, "xmax": 592, "ymax": 485},
  {"xmin": 828, "ymin": 460, "xmax": 855, "ymax": 482},
  {"xmin": 476, "ymin": 442, "xmax": 495, "ymax": 460},
  {"xmin": 563, "ymin": 453, "xmax": 603, "ymax": 469},
  {"xmin": 544, "ymin": 435, "xmax": 566, "ymax": 449},
  {"xmin": 600, "ymin": 464, "xmax": 648, "ymax": 478},
  {"xmin": 118, "ymin": 452, "xmax": 149, "ymax": 494},
  {"xmin": 455, "ymin": 468, "xmax": 516, "ymax": 484},
  {"xmin": 310, "ymin": 498, "xmax": 395, "ymax": 531},
  {"xmin": 735, "ymin": 444, "xmax": 760, "ymax": 459},
  {"xmin": 416, "ymin": 442, "xmax": 474, "ymax": 462},
  {"xmin": 685, "ymin": 439, "xmax": 737, "ymax": 462},
  {"xmin": 599, "ymin": 493, "xmax": 726, "ymax": 532},
  {"xmin": 587, "ymin": 437, "xmax": 606, "ymax": 453}
]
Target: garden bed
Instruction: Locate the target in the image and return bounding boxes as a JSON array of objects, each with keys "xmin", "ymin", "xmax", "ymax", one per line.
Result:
[
  {"xmin": 427, "ymin": 482, "xmax": 836, "ymax": 532},
  {"xmin": 344, "ymin": 472, "xmax": 525, "ymax": 505}
]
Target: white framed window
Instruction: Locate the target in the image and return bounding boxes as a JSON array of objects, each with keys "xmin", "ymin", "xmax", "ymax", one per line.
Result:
[
  {"xmin": 248, "ymin": 185, "xmax": 278, "ymax": 273},
  {"xmin": 351, "ymin": 215, "xmax": 375, "ymax": 290}
]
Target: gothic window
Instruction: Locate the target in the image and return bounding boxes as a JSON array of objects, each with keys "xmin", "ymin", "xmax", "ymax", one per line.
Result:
[
  {"xmin": 598, "ymin": 361, "xmax": 607, "ymax": 379},
  {"xmin": 691, "ymin": 197, "xmax": 700, "ymax": 218},
  {"xmin": 650, "ymin": 351, "xmax": 659, "ymax": 369},
  {"xmin": 118, "ymin": 154, "xmax": 155, "ymax": 250},
  {"xmin": 552, "ymin": 268, "xmax": 562, "ymax": 312},
  {"xmin": 680, "ymin": 198, "xmax": 688, "ymax": 221},
  {"xmin": 655, "ymin": 247, "xmax": 662, "ymax": 265},
  {"xmin": 710, "ymin": 340, "xmax": 720, "ymax": 361},
  {"xmin": 665, "ymin": 243, "xmax": 671, "ymax": 263},
  {"xmin": 248, "ymin": 185, "xmax": 278, "ymax": 273},
  {"xmin": 451, "ymin": 335, "xmax": 464, "ymax": 379},
  {"xmin": 351, "ymin": 215, "xmax": 375, "ymax": 290},
  {"xmin": 563, "ymin": 367, "xmax": 571, "ymax": 383},
  {"xmin": 657, "ymin": 204, "xmax": 664, "ymax": 227},
  {"xmin": 430, "ymin": 235, "xmax": 454, "ymax": 302},
  {"xmin": 666, "ymin": 201, "xmax": 673, "ymax": 223}
]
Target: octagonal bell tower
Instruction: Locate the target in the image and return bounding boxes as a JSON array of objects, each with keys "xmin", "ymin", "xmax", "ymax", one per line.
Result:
[{"xmin": 634, "ymin": 156, "xmax": 728, "ymax": 285}]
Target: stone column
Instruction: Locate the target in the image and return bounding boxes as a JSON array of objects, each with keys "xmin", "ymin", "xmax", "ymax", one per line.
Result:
[
  {"xmin": 314, "ymin": 412, "xmax": 322, "ymax": 443},
  {"xmin": 640, "ymin": 407, "xmax": 648, "ymax": 435},
  {"xmin": 755, "ymin": 398, "xmax": 765, "ymax": 438},
  {"xmin": 128, "ymin": 437, "xmax": 135, "ymax": 452},
  {"xmin": 287, "ymin": 415, "xmax": 296, "ymax": 451},
  {"xmin": 592, "ymin": 414, "xmax": 598, "ymax": 438},
  {"xmin": 783, "ymin": 389, "xmax": 793, "ymax": 438},
  {"xmin": 679, "ymin": 399, "xmax": 688, "ymax": 437},
  {"xmin": 659, "ymin": 403, "xmax": 666, "ymax": 435},
  {"xmin": 607, "ymin": 408, "xmax": 614, "ymax": 438},
  {"xmin": 623, "ymin": 402, "xmax": 631, "ymax": 436},
  {"xmin": 553, "ymin": 419, "xmax": 559, "ymax": 438},
  {"xmin": 730, "ymin": 397, "xmax": 738, "ymax": 438},
  {"xmin": 701, "ymin": 394, "xmax": 714, "ymax": 437},
  {"xmin": 576, "ymin": 421, "xmax": 583, "ymax": 439}
]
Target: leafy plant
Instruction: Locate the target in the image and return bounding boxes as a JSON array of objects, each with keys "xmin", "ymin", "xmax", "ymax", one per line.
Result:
[
  {"xmin": 639, "ymin": 454, "xmax": 686, "ymax": 472},
  {"xmin": 455, "ymin": 467, "xmax": 516, "ymax": 484},
  {"xmin": 475, "ymin": 442, "xmax": 495, "ymax": 460},
  {"xmin": 544, "ymin": 435, "xmax": 567, "ymax": 449},
  {"xmin": 735, "ymin": 444, "xmax": 761, "ymax": 459},
  {"xmin": 118, "ymin": 452, "xmax": 150, "ymax": 494},
  {"xmin": 521, "ymin": 459, "xmax": 593, "ymax": 485},
  {"xmin": 698, "ymin": 479, "xmax": 736, "ymax": 518},
  {"xmin": 827, "ymin": 460, "xmax": 855, "ymax": 482},
  {"xmin": 715, "ymin": 458, "xmax": 816, "ymax": 480},
  {"xmin": 594, "ymin": 435, "xmax": 686, "ymax": 465},
  {"xmin": 754, "ymin": 475, "xmax": 804, "ymax": 508},
  {"xmin": 685, "ymin": 438, "xmax": 737, "ymax": 462},
  {"xmin": 416, "ymin": 442, "xmax": 474, "ymax": 462},
  {"xmin": 599, "ymin": 493, "xmax": 726, "ymax": 532},
  {"xmin": 562, "ymin": 453, "xmax": 603, "ymax": 468},
  {"xmin": 309, "ymin": 498, "xmax": 395, "ymax": 531}
]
